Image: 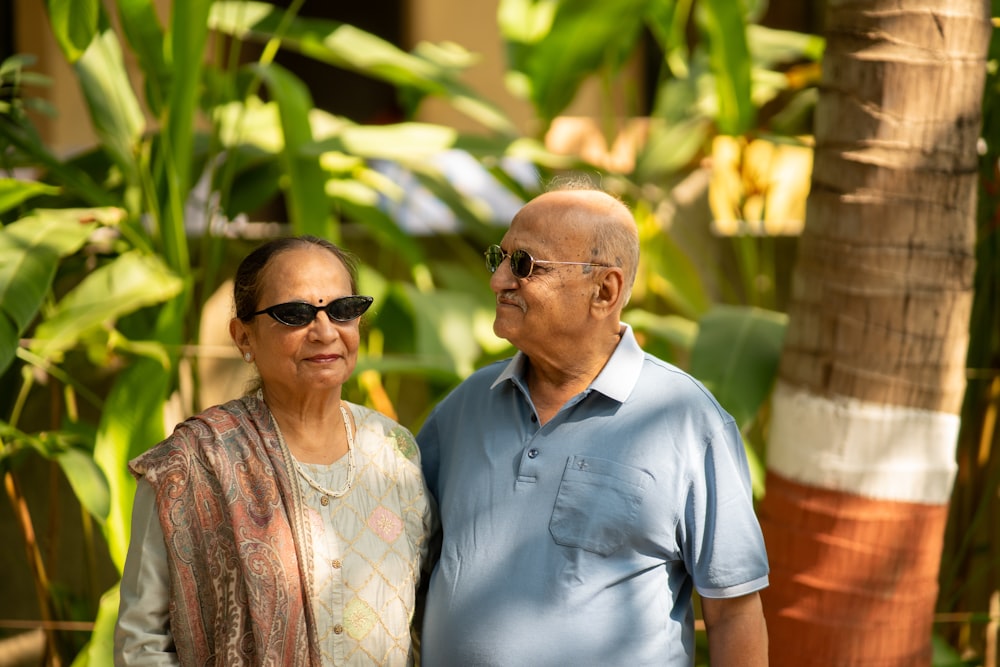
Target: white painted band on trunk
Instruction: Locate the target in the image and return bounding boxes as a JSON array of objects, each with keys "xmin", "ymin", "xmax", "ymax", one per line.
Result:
[{"xmin": 767, "ymin": 381, "xmax": 959, "ymax": 504}]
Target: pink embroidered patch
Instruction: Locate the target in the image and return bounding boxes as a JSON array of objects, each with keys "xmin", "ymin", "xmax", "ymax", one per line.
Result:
[{"xmin": 367, "ymin": 506, "xmax": 403, "ymax": 542}]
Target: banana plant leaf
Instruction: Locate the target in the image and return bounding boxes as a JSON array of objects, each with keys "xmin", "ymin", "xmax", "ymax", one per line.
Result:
[
  {"xmin": 56, "ymin": 446, "xmax": 111, "ymax": 522},
  {"xmin": 252, "ymin": 62, "xmax": 335, "ymax": 240},
  {"xmin": 113, "ymin": 0, "xmax": 170, "ymax": 115},
  {"xmin": 499, "ymin": 0, "xmax": 650, "ymax": 124},
  {"xmin": 690, "ymin": 304, "xmax": 786, "ymax": 428},
  {"xmin": 0, "ymin": 210, "xmax": 110, "ymax": 373},
  {"xmin": 696, "ymin": 0, "xmax": 755, "ymax": 135},
  {"xmin": 70, "ymin": 583, "xmax": 119, "ymax": 667},
  {"xmin": 0, "ymin": 117, "xmax": 117, "ymax": 206},
  {"xmin": 0, "ymin": 423, "xmax": 109, "ymax": 521},
  {"xmin": 0, "ymin": 179, "xmax": 60, "ymax": 214},
  {"xmin": 29, "ymin": 251, "xmax": 183, "ymax": 362},
  {"xmin": 74, "ymin": 28, "xmax": 145, "ymax": 188},
  {"xmin": 209, "ymin": 1, "xmax": 517, "ymax": 135},
  {"xmin": 44, "ymin": 0, "xmax": 100, "ymax": 62}
]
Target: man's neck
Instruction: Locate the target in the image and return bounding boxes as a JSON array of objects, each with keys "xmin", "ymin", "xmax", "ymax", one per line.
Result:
[{"xmin": 524, "ymin": 327, "xmax": 622, "ymax": 425}]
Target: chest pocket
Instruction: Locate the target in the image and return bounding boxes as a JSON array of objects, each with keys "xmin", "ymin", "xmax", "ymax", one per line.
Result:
[{"xmin": 549, "ymin": 455, "xmax": 653, "ymax": 556}]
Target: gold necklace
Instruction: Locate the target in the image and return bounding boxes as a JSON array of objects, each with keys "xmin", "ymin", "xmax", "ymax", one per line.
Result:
[{"xmin": 260, "ymin": 390, "xmax": 356, "ymax": 504}]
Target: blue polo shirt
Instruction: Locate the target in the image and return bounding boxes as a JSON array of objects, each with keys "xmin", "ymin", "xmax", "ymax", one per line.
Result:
[{"xmin": 417, "ymin": 325, "xmax": 769, "ymax": 667}]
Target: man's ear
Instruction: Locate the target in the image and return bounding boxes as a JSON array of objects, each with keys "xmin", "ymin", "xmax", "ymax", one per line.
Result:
[{"xmin": 592, "ymin": 267, "xmax": 626, "ymax": 316}]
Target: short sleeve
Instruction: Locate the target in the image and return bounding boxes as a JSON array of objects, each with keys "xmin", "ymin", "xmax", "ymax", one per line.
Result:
[{"xmin": 684, "ymin": 418, "xmax": 769, "ymax": 598}]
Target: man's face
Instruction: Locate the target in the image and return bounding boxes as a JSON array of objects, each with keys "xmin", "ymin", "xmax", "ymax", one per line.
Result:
[{"xmin": 489, "ymin": 202, "xmax": 601, "ymax": 358}]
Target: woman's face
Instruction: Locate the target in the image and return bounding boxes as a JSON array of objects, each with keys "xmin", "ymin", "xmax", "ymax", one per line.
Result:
[{"xmin": 232, "ymin": 246, "xmax": 361, "ymax": 399}]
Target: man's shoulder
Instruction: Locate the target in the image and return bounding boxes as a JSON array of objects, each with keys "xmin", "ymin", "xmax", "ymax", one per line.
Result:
[
  {"xmin": 425, "ymin": 359, "xmax": 511, "ymax": 423},
  {"xmin": 636, "ymin": 354, "xmax": 733, "ymax": 422},
  {"xmin": 449, "ymin": 358, "xmax": 511, "ymax": 394}
]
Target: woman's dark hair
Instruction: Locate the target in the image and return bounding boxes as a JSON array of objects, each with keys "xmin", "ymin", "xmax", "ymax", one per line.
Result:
[{"xmin": 233, "ymin": 235, "xmax": 361, "ymax": 322}]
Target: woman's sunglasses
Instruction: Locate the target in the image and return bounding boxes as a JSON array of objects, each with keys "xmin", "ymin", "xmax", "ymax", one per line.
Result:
[
  {"xmin": 249, "ymin": 295, "xmax": 374, "ymax": 327},
  {"xmin": 484, "ymin": 244, "xmax": 609, "ymax": 280}
]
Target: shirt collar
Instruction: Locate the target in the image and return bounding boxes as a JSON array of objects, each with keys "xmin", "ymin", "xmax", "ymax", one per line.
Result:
[{"xmin": 490, "ymin": 323, "xmax": 644, "ymax": 404}]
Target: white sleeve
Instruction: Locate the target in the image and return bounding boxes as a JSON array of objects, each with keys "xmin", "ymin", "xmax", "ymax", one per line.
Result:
[{"xmin": 114, "ymin": 479, "xmax": 179, "ymax": 666}]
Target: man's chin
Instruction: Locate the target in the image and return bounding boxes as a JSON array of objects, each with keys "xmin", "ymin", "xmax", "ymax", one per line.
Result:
[{"xmin": 492, "ymin": 315, "xmax": 520, "ymax": 343}]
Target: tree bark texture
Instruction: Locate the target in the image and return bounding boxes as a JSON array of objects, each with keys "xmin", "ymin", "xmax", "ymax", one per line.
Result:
[{"xmin": 759, "ymin": 1, "xmax": 992, "ymax": 665}]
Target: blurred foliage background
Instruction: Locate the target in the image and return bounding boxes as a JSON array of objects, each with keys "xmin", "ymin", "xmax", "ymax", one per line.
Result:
[{"xmin": 0, "ymin": 0, "xmax": 996, "ymax": 665}]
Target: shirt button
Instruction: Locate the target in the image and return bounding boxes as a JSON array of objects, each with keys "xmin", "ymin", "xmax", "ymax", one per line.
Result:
[
  {"xmin": 527, "ymin": 449, "xmax": 539, "ymax": 459},
  {"xmin": 333, "ymin": 624, "xmax": 344, "ymax": 635},
  {"xmin": 320, "ymin": 496, "xmax": 330, "ymax": 506},
  {"xmin": 332, "ymin": 559, "xmax": 342, "ymax": 569},
  {"xmin": 530, "ymin": 414, "xmax": 538, "ymax": 423}
]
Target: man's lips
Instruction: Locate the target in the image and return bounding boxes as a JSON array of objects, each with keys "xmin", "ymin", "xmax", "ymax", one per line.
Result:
[{"xmin": 496, "ymin": 292, "xmax": 524, "ymax": 310}]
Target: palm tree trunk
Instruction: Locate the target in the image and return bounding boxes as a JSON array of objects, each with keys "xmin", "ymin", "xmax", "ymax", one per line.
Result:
[{"xmin": 758, "ymin": 1, "xmax": 992, "ymax": 664}]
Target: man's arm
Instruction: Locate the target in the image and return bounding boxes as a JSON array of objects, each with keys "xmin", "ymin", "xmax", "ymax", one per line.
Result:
[{"xmin": 701, "ymin": 592, "xmax": 768, "ymax": 666}]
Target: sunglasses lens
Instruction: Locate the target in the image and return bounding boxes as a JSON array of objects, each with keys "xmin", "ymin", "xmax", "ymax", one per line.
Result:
[
  {"xmin": 485, "ymin": 245, "xmax": 503, "ymax": 273},
  {"xmin": 327, "ymin": 296, "xmax": 373, "ymax": 322},
  {"xmin": 509, "ymin": 250, "xmax": 534, "ymax": 279},
  {"xmin": 270, "ymin": 303, "xmax": 316, "ymax": 326}
]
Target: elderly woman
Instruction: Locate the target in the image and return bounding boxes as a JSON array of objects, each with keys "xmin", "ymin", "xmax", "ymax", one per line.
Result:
[{"xmin": 115, "ymin": 235, "xmax": 435, "ymax": 666}]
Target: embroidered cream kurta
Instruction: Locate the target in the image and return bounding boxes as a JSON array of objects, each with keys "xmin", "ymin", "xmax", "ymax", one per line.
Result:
[{"xmin": 115, "ymin": 399, "xmax": 434, "ymax": 666}]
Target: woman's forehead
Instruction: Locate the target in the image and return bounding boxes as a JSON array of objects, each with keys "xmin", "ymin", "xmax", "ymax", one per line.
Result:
[{"xmin": 261, "ymin": 247, "xmax": 350, "ymax": 293}]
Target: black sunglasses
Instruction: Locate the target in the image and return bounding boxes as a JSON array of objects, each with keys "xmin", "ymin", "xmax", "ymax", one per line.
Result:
[
  {"xmin": 484, "ymin": 244, "xmax": 609, "ymax": 279},
  {"xmin": 249, "ymin": 295, "xmax": 374, "ymax": 327}
]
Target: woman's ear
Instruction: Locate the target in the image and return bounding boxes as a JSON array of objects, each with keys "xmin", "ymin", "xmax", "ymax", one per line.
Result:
[{"xmin": 230, "ymin": 318, "xmax": 251, "ymax": 353}]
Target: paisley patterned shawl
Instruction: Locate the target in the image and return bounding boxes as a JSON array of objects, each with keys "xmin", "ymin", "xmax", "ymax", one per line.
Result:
[{"xmin": 130, "ymin": 394, "xmax": 320, "ymax": 666}]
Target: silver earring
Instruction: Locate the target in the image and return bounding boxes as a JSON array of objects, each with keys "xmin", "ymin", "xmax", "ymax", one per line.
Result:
[{"xmin": 244, "ymin": 351, "xmax": 252, "ymax": 362}]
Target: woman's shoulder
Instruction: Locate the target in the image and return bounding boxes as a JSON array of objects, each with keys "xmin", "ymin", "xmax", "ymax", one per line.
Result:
[
  {"xmin": 345, "ymin": 403, "xmax": 420, "ymax": 463},
  {"xmin": 131, "ymin": 397, "xmax": 265, "ymax": 471},
  {"xmin": 164, "ymin": 397, "xmax": 258, "ymax": 443}
]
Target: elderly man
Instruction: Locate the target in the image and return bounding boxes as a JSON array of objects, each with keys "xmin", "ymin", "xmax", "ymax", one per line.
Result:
[{"xmin": 417, "ymin": 183, "xmax": 769, "ymax": 666}]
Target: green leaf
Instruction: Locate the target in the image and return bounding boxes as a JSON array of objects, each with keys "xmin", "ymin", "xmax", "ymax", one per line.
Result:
[
  {"xmin": 400, "ymin": 284, "xmax": 500, "ymax": 378},
  {"xmin": 332, "ymin": 122, "xmax": 459, "ymax": 160},
  {"xmin": 252, "ymin": 62, "xmax": 335, "ymax": 240},
  {"xmin": 210, "ymin": 1, "xmax": 516, "ymax": 135},
  {"xmin": 690, "ymin": 305, "xmax": 786, "ymax": 427},
  {"xmin": 0, "ymin": 316, "xmax": 17, "ymax": 375},
  {"xmin": 626, "ymin": 309, "xmax": 698, "ymax": 351},
  {"xmin": 114, "ymin": 0, "xmax": 170, "ymax": 114},
  {"xmin": 56, "ymin": 446, "xmax": 110, "ymax": 522},
  {"xmin": 500, "ymin": 0, "xmax": 651, "ymax": 123},
  {"xmin": 747, "ymin": 25, "xmax": 825, "ymax": 67},
  {"xmin": 327, "ymin": 179, "xmax": 426, "ymax": 268},
  {"xmin": 44, "ymin": 0, "xmax": 100, "ymax": 63},
  {"xmin": 70, "ymin": 583, "xmax": 119, "ymax": 667},
  {"xmin": 0, "ymin": 120, "xmax": 117, "ymax": 206},
  {"xmin": 697, "ymin": 0, "xmax": 755, "ymax": 134},
  {"xmin": 0, "ymin": 230, "xmax": 58, "ymax": 333},
  {"xmin": 634, "ymin": 117, "xmax": 712, "ymax": 181},
  {"xmin": 0, "ymin": 210, "xmax": 105, "ymax": 373},
  {"xmin": 1, "ymin": 208, "xmax": 109, "ymax": 257},
  {"xmin": 94, "ymin": 358, "xmax": 171, "ymax": 570},
  {"xmin": 74, "ymin": 28, "xmax": 145, "ymax": 189},
  {"xmin": 637, "ymin": 206, "xmax": 712, "ymax": 320},
  {"xmin": 159, "ymin": 0, "xmax": 213, "ymax": 273},
  {"xmin": 0, "ymin": 179, "xmax": 60, "ymax": 215},
  {"xmin": 30, "ymin": 251, "xmax": 184, "ymax": 361}
]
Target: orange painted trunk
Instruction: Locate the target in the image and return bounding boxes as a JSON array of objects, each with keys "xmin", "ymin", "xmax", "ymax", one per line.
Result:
[{"xmin": 760, "ymin": 472, "xmax": 949, "ymax": 665}]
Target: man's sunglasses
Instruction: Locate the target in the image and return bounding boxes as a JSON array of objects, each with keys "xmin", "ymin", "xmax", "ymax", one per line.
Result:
[
  {"xmin": 484, "ymin": 244, "xmax": 609, "ymax": 280},
  {"xmin": 249, "ymin": 295, "xmax": 374, "ymax": 327}
]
